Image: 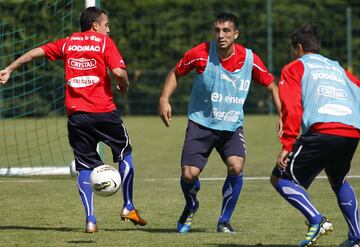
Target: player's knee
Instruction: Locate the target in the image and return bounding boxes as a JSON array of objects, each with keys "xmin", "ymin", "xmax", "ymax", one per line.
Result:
[
  {"xmin": 227, "ymin": 165, "xmax": 242, "ymax": 176},
  {"xmin": 226, "ymin": 157, "xmax": 244, "ymax": 176},
  {"xmin": 181, "ymin": 166, "xmax": 200, "ymax": 182},
  {"xmin": 182, "ymin": 173, "xmax": 198, "ymax": 182}
]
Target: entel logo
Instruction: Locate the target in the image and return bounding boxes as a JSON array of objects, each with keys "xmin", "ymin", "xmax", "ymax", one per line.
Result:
[{"xmin": 68, "ymin": 58, "xmax": 97, "ymax": 70}]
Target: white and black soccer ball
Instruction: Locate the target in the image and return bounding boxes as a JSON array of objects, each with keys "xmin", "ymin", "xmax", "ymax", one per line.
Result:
[{"xmin": 90, "ymin": 165, "xmax": 121, "ymax": 197}]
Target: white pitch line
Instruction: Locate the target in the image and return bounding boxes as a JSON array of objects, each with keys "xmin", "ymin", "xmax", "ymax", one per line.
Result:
[
  {"xmin": 142, "ymin": 175, "xmax": 360, "ymax": 182},
  {"xmin": 1, "ymin": 175, "xmax": 360, "ymax": 183},
  {"xmin": 0, "ymin": 180, "xmax": 44, "ymax": 183}
]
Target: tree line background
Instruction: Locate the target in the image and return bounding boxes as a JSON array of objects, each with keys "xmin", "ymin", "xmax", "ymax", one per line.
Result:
[{"xmin": 0, "ymin": 0, "xmax": 360, "ymax": 117}]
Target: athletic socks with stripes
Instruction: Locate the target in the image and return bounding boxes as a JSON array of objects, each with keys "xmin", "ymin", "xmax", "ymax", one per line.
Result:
[
  {"xmin": 119, "ymin": 153, "xmax": 135, "ymax": 211},
  {"xmin": 218, "ymin": 174, "xmax": 243, "ymax": 224},
  {"xmin": 78, "ymin": 169, "xmax": 96, "ymax": 224},
  {"xmin": 180, "ymin": 176, "xmax": 200, "ymax": 210},
  {"xmin": 275, "ymin": 178, "xmax": 323, "ymax": 224}
]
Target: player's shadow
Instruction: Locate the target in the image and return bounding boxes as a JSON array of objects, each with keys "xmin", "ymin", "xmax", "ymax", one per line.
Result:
[
  {"xmin": 206, "ymin": 242, "xmax": 348, "ymax": 247},
  {"xmin": 0, "ymin": 225, "xmax": 76, "ymax": 232},
  {"xmin": 0, "ymin": 225, "xmax": 208, "ymax": 234},
  {"xmin": 207, "ymin": 245, "xmax": 298, "ymax": 247},
  {"xmin": 104, "ymin": 227, "xmax": 207, "ymax": 233}
]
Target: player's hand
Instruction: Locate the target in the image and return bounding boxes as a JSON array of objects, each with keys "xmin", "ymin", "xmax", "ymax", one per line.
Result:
[
  {"xmin": 276, "ymin": 118, "xmax": 283, "ymax": 140},
  {"xmin": 116, "ymin": 81, "xmax": 129, "ymax": 94},
  {"xmin": 0, "ymin": 68, "xmax": 11, "ymax": 85},
  {"xmin": 158, "ymin": 99, "xmax": 172, "ymax": 127},
  {"xmin": 277, "ymin": 149, "xmax": 289, "ymax": 170}
]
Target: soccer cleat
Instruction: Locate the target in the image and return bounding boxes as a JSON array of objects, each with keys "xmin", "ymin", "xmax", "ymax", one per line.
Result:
[
  {"xmin": 85, "ymin": 221, "xmax": 99, "ymax": 233},
  {"xmin": 121, "ymin": 208, "xmax": 147, "ymax": 226},
  {"xmin": 348, "ymin": 231, "xmax": 360, "ymax": 247},
  {"xmin": 350, "ymin": 239, "xmax": 360, "ymax": 247},
  {"xmin": 216, "ymin": 222, "xmax": 235, "ymax": 233},
  {"xmin": 298, "ymin": 218, "xmax": 333, "ymax": 247},
  {"xmin": 176, "ymin": 200, "xmax": 199, "ymax": 234}
]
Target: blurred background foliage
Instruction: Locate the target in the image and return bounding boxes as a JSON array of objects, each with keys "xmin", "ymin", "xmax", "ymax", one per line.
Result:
[{"xmin": 1, "ymin": 0, "xmax": 360, "ymax": 116}]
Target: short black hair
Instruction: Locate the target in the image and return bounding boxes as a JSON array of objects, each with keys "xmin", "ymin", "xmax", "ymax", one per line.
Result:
[
  {"xmin": 291, "ymin": 24, "xmax": 321, "ymax": 53},
  {"xmin": 214, "ymin": 12, "xmax": 239, "ymax": 30},
  {"xmin": 80, "ymin": 7, "xmax": 107, "ymax": 32}
]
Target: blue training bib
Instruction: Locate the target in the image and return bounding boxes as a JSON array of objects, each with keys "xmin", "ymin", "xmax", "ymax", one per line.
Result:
[
  {"xmin": 188, "ymin": 41, "xmax": 253, "ymax": 131},
  {"xmin": 300, "ymin": 54, "xmax": 360, "ymax": 133}
]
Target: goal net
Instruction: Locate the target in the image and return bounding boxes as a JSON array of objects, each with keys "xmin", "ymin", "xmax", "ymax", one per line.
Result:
[{"xmin": 0, "ymin": 0, "xmax": 84, "ymax": 176}]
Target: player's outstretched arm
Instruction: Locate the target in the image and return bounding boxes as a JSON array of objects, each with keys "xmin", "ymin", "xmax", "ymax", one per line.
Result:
[
  {"xmin": 266, "ymin": 82, "xmax": 283, "ymax": 139},
  {"xmin": 158, "ymin": 67, "xmax": 179, "ymax": 127},
  {"xmin": 0, "ymin": 47, "xmax": 45, "ymax": 85},
  {"xmin": 112, "ymin": 68, "xmax": 130, "ymax": 94}
]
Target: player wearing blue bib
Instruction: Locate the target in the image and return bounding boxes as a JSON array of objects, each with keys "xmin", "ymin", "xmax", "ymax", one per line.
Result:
[
  {"xmin": 271, "ymin": 24, "xmax": 360, "ymax": 247},
  {"xmin": 159, "ymin": 12, "xmax": 282, "ymax": 234}
]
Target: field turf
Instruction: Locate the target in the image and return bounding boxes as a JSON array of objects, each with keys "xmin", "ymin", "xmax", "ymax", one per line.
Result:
[{"xmin": 0, "ymin": 115, "xmax": 359, "ymax": 246}]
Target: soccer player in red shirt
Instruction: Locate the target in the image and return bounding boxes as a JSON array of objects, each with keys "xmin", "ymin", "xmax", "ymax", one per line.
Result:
[
  {"xmin": 0, "ymin": 7, "xmax": 146, "ymax": 232},
  {"xmin": 159, "ymin": 12, "xmax": 281, "ymax": 233},
  {"xmin": 270, "ymin": 24, "xmax": 360, "ymax": 247}
]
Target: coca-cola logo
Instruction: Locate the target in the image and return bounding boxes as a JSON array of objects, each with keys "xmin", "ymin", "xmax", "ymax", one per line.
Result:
[
  {"xmin": 212, "ymin": 109, "xmax": 240, "ymax": 122},
  {"xmin": 224, "ymin": 111, "xmax": 240, "ymax": 122}
]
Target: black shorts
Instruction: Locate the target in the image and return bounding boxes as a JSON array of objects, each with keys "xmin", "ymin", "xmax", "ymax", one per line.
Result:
[
  {"xmin": 181, "ymin": 120, "xmax": 246, "ymax": 170},
  {"xmin": 272, "ymin": 132, "xmax": 359, "ymax": 189},
  {"xmin": 68, "ymin": 110, "xmax": 132, "ymax": 170}
]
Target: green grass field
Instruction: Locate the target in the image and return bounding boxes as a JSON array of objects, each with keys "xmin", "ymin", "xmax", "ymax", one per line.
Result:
[{"xmin": 0, "ymin": 115, "xmax": 359, "ymax": 247}]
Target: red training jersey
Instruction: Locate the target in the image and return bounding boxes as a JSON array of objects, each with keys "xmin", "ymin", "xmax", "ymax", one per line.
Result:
[
  {"xmin": 279, "ymin": 59, "xmax": 360, "ymax": 151},
  {"xmin": 41, "ymin": 31, "xmax": 126, "ymax": 115},
  {"xmin": 175, "ymin": 42, "xmax": 274, "ymax": 86}
]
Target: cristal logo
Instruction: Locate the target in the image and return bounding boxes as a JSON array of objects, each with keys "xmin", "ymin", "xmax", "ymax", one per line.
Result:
[
  {"xmin": 67, "ymin": 76, "xmax": 100, "ymax": 88},
  {"xmin": 317, "ymin": 86, "xmax": 347, "ymax": 99},
  {"xmin": 68, "ymin": 58, "xmax": 97, "ymax": 70}
]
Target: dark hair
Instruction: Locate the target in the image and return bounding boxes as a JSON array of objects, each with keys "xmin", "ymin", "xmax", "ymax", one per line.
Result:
[
  {"xmin": 214, "ymin": 12, "xmax": 239, "ymax": 30},
  {"xmin": 291, "ymin": 24, "xmax": 321, "ymax": 53},
  {"xmin": 80, "ymin": 7, "xmax": 107, "ymax": 32}
]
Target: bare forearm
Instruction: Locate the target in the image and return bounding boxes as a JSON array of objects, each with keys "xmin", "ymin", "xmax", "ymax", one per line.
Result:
[
  {"xmin": 112, "ymin": 68, "xmax": 129, "ymax": 84},
  {"xmin": 111, "ymin": 68, "xmax": 128, "ymax": 83},
  {"xmin": 112, "ymin": 68, "xmax": 129, "ymax": 93},
  {"xmin": 267, "ymin": 82, "xmax": 283, "ymax": 138},
  {"xmin": 158, "ymin": 67, "xmax": 179, "ymax": 127},
  {"xmin": 267, "ymin": 82, "xmax": 281, "ymax": 115},
  {"xmin": 6, "ymin": 47, "xmax": 45, "ymax": 73},
  {"xmin": 159, "ymin": 68, "xmax": 178, "ymax": 103}
]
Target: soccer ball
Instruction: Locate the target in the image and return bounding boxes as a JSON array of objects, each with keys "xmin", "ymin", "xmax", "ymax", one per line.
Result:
[
  {"xmin": 90, "ymin": 165, "xmax": 121, "ymax": 197},
  {"xmin": 69, "ymin": 160, "xmax": 78, "ymax": 177}
]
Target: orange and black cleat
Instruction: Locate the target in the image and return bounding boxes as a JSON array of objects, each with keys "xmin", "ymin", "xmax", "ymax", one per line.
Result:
[{"xmin": 121, "ymin": 208, "xmax": 147, "ymax": 226}]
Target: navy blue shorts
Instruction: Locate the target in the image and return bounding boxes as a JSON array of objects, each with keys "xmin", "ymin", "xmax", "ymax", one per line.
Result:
[
  {"xmin": 272, "ymin": 132, "xmax": 359, "ymax": 189},
  {"xmin": 181, "ymin": 120, "xmax": 246, "ymax": 170},
  {"xmin": 68, "ymin": 110, "xmax": 132, "ymax": 171}
]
